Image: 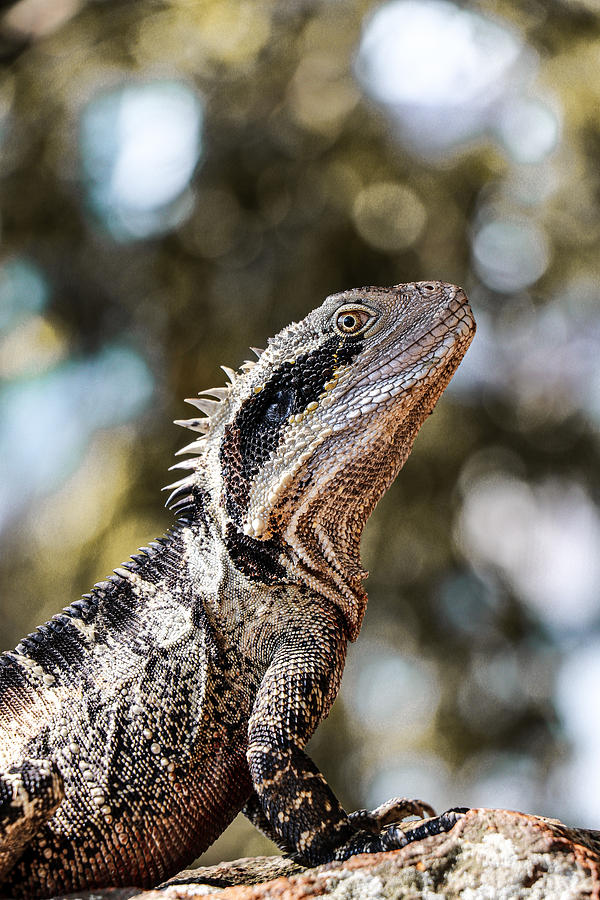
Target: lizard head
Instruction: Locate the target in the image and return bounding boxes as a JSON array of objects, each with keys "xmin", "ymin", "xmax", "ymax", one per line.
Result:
[{"xmin": 169, "ymin": 281, "xmax": 475, "ymax": 639}]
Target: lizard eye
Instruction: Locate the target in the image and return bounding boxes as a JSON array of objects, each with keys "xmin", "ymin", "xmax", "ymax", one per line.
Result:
[{"xmin": 334, "ymin": 306, "xmax": 376, "ymax": 337}]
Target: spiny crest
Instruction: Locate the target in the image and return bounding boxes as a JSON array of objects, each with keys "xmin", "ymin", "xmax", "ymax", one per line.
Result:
[{"xmin": 164, "ymin": 346, "xmax": 265, "ymax": 514}]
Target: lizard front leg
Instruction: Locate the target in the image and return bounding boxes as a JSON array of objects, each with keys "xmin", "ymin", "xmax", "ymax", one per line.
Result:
[
  {"xmin": 247, "ymin": 630, "xmax": 366, "ymax": 864},
  {"xmin": 247, "ymin": 620, "xmax": 463, "ymax": 864}
]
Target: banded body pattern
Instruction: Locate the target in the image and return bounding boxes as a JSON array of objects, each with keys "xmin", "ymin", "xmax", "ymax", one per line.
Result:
[{"xmin": 0, "ymin": 282, "xmax": 474, "ymax": 896}]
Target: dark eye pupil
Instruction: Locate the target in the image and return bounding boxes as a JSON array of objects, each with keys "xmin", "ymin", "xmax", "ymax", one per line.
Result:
[{"xmin": 343, "ymin": 315, "xmax": 356, "ymax": 329}]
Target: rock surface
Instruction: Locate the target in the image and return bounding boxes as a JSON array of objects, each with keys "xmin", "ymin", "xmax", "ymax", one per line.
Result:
[{"xmin": 53, "ymin": 809, "xmax": 600, "ymax": 900}]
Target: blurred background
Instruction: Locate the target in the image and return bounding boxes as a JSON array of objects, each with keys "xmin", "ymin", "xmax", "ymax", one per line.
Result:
[{"xmin": 0, "ymin": 0, "xmax": 599, "ymax": 864}]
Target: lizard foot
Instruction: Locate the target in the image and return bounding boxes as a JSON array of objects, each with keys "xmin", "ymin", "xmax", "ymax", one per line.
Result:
[
  {"xmin": 330, "ymin": 807, "xmax": 469, "ymax": 862},
  {"xmin": 379, "ymin": 806, "xmax": 470, "ymax": 851}
]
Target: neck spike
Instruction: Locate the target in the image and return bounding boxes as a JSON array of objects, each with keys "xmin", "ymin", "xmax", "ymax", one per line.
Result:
[
  {"xmin": 185, "ymin": 397, "xmax": 220, "ymax": 416},
  {"xmin": 220, "ymin": 365, "xmax": 238, "ymax": 385},
  {"xmin": 173, "ymin": 417, "xmax": 211, "ymax": 433}
]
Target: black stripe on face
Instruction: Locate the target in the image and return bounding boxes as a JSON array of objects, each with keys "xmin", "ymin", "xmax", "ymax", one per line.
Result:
[{"xmin": 220, "ymin": 336, "xmax": 363, "ymax": 524}]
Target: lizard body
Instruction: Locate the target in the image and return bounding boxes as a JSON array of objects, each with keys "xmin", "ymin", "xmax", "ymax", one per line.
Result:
[{"xmin": 0, "ymin": 281, "xmax": 475, "ymax": 896}]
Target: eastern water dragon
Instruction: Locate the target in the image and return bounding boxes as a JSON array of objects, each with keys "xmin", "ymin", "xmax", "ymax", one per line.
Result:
[{"xmin": 0, "ymin": 281, "xmax": 475, "ymax": 896}]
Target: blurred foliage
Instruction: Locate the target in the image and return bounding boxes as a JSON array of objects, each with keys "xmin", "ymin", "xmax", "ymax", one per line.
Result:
[{"xmin": 1, "ymin": 0, "xmax": 600, "ymax": 865}]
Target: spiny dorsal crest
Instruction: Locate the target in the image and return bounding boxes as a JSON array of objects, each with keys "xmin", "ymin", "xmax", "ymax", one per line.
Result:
[{"xmin": 164, "ymin": 351, "xmax": 264, "ymax": 512}]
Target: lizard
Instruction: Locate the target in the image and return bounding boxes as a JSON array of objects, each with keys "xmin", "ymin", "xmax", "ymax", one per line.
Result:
[{"xmin": 0, "ymin": 280, "xmax": 475, "ymax": 897}]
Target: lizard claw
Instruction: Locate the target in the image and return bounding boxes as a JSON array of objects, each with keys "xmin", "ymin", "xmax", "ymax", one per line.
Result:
[{"xmin": 348, "ymin": 797, "xmax": 436, "ymax": 833}]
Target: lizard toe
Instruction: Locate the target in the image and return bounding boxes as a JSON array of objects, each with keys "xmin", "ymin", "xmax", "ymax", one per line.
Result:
[
  {"xmin": 349, "ymin": 797, "xmax": 436, "ymax": 833},
  {"xmin": 380, "ymin": 807, "xmax": 469, "ymax": 851}
]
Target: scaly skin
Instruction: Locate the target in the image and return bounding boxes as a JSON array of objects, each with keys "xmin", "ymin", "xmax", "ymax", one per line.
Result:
[{"xmin": 0, "ymin": 281, "xmax": 475, "ymax": 896}]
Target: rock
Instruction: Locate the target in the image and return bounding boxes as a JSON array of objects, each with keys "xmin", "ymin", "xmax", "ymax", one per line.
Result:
[{"xmin": 55, "ymin": 809, "xmax": 600, "ymax": 900}]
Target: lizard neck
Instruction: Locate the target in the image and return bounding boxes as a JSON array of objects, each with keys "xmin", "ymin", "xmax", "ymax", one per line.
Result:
[
  {"xmin": 277, "ymin": 400, "xmax": 431, "ymax": 641},
  {"xmin": 167, "ymin": 386, "xmax": 448, "ymax": 644}
]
